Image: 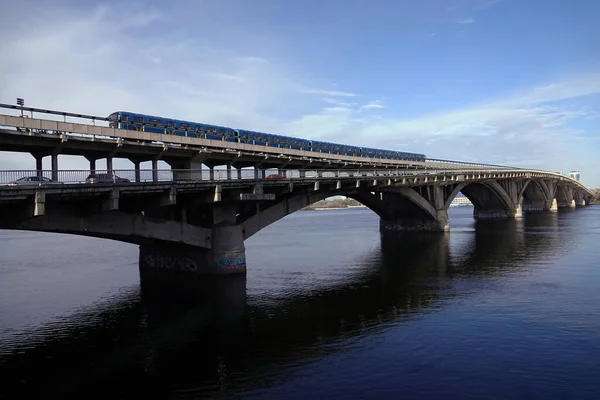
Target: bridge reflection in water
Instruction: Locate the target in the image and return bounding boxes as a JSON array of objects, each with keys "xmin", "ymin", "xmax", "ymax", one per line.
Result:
[{"xmin": 0, "ymin": 212, "xmax": 567, "ymax": 398}]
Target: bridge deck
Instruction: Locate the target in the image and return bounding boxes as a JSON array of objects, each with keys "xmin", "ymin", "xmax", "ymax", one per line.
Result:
[{"xmin": 0, "ymin": 168, "xmax": 592, "ymax": 198}]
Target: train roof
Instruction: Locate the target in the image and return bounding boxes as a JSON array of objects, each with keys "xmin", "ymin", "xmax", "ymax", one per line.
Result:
[{"xmin": 111, "ymin": 111, "xmax": 426, "ymax": 157}]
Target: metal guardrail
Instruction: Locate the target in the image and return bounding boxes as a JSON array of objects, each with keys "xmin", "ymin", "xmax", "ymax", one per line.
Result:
[
  {"xmin": 0, "ymin": 103, "xmax": 107, "ymax": 123},
  {"xmin": 0, "ymin": 167, "xmax": 579, "ymax": 187},
  {"xmin": 0, "ymin": 168, "xmax": 419, "ymax": 185},
  {"xmin": 425, "ymin": 158, "xmax": 522, "ymax": 170}
]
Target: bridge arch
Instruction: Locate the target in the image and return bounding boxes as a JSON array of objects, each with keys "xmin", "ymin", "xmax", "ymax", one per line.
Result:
[
  {"xmin": 241, "ymin": 186, "xmax": 445, "ymax": 240},
  {"xmin": 519, "ymin": 179, "xmax": 553, "ymax": 212},
  {"xmin": 555, "ymin": 183, "xmax": 573, "ymax": 208},
  {"xmin": 458, "ymin": 181, "xmax": 516, "ymax": 218}
]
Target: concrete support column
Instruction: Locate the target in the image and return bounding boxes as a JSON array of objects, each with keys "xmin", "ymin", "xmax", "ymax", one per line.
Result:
[
  {"xmin": 380, "ymin": 209, "xmax": 450, "ymax": 232},
  {"xmin": 473, "ymin": 207, "xmax": 521, "ymax": 219},
  {"xmin": 254, "ymin": 167, "xmax": 259, "ymax": 179},
  {"xmin": 236, "ymin": 168, "xmax": 242, "ymax": 180},
  {"xmin": 167, "ymin": 160, "xmax": 203, "ymax": 182},
  {"xmin": 226, "ymin": 165, "xmax": 232, "ymax": 180},
  {"xmin": 106, "ymin": 157, "xmax": 113, "ymax": 174},
  {"xmin": 133, "ymin": 160, "xmax": 141, "ymax": 182},
  {"xmin": 521, "ymin": 199, "xmax": 555, "ymax": 213},
  {"xmin": 138, "ymin": 204, "xmax": 246, "ymax": 275},
  {"xmin": 209, "ymin": 167, "xmax": 215, "ymax": 181},
  {"xmin": 152, "ymin": 159, "xmax": 158, "ymax": 182},
  {"xmin": 299, "ymin": 170, "xmax": 306, "ymax": 178},
  {"xmin": 33, "ymin": 154, "xmax": 43, "ymax": 177},
  {"xmin": 51, "ymin": 154, "xmax": 58, "ymax": 181},
  {"xmin": 89, "ymin": 159, "xmax": 96, "ymax": 174}
]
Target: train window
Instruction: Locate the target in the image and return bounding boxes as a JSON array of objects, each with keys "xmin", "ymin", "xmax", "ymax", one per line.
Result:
[
  {"xmin": 134, "ymin": 116, "xmax": 143, "ymax": 123},
  {"xmin": 121, "ymin": 114, "xmax": 129, "ymax": 122},
  {"xmin": 180, "ymin": 123, "xmax": 190, "ymax": 130},
  {"xmin": 150, "ymin": 118, "xmax": 162, "ymax": 126}
]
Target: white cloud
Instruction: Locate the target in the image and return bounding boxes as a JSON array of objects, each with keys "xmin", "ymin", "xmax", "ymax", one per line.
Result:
[
  {"xmin": 361, "ymin": 101, "xmax": 385, "ymax": 110},
  {"xmin": 302, "ymin": 88, "xmax": 358, "ymax": 97},
  {"xmin": 457, "ymin": 18, "xmax": 475, "ymax": 24}
]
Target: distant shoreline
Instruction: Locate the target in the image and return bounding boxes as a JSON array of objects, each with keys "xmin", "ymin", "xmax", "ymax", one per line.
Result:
[
  {"xmin": 309, "ymin": 206, "xmax": 367, "ymax": 211},
  {"xmin": 302, "ymin": 198, "xmax": 365, "ymax": 211}
]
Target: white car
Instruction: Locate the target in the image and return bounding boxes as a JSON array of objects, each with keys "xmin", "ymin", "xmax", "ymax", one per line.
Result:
[{"xmin": 8, "ymin": 176, "xmax": 64, "ymax": 186}]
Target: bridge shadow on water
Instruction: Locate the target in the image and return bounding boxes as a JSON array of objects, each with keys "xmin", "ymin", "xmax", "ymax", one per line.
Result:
[{"xmin": 0, "ymin": 212, "xmax": 571, "ymax": 399}]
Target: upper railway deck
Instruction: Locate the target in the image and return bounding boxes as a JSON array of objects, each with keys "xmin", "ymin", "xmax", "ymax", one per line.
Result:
[{"xmin": 0, "ymin": 102, "xmax": 515, "ymax": 171}]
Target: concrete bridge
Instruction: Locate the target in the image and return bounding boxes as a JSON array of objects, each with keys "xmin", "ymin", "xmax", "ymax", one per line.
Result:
[
  {"xmin": 0, "ymin": 103, "xmax": 594, "ymax": 275},
  {"xmin": 0, "ymin": 166, "xmax": 593, "ymax": 275}
]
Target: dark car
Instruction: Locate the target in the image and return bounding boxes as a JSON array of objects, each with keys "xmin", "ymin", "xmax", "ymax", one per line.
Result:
[{"xmin": 85, "ymin": 173, "xmax": 130, "ymax": 184}]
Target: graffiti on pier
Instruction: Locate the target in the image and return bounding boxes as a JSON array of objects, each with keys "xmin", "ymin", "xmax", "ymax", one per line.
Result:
[
  {"xmin": 383, "ymin": 224, "xmax": 404, "ymax": 231},
  {"xmin": 144, "ymin": 253, "xmax": 198, "ymax": 272},
  {"xmin": 383, "ymin": 224, "xmax": 428, "ymax": 231},
  {"xmin": 214, "ymin": 257, "xmax": 246, "ymax": 271}
]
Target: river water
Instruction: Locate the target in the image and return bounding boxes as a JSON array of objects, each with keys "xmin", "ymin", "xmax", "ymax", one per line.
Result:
[{"xmin": 1, "ymin": 206, "xmax": 600, "ymax": 399}]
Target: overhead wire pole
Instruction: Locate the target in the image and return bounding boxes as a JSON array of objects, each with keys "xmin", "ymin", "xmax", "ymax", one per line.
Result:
[{"xmin": 16, "ymin": 98, "xmax": 24, "ymax": 117}]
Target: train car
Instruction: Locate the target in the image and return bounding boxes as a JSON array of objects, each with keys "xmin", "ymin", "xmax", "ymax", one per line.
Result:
[
  {"xmin": 237, "ymin": 129, "xmax": 266, "ymax": 146},
  {"xmin": 109, "ymin": 111, "xmax": 238, "ymax": 142},
  {"xmin": 108, "ymin": 110, "xmax": 426, "ymax": 162},
  {"xmin": 310, "ymin": 140, "xmax": 332, "ymax": 154},
  {"xmin": 287, "ymin": 136, "xmax": 311, "ymax": 151}
]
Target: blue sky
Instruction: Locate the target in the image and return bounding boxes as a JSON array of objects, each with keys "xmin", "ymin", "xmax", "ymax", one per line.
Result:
[{"xmin": 0, "ymin": 0, "xmax": 599, "ymax": 186}]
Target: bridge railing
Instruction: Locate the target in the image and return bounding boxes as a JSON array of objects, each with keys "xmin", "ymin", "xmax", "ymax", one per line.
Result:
[
  {"xmin": 425, "ymin": 158, "xmax": 520, "ymax": 170},
  {"xmin": 0, "ymin": 167, "xmax": 574, "ymax": 187},
  {"xmin": 0, "ymin": 168, "xmax": 420, "ymax": 185}
]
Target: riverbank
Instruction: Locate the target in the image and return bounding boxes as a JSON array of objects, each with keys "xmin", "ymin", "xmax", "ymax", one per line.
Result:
[{"xmin": 592, "ymin": 189, "xmax": 600, "ymax": 204}]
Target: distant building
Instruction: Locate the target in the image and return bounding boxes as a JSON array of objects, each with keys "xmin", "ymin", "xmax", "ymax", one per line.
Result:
[
  {"xmin": 450, "ymin": 193, "xmax": 473, "ymax": 207},
  {"xmin": 569, "ymin": 170, "xmax": 581, "ymax": 181}
]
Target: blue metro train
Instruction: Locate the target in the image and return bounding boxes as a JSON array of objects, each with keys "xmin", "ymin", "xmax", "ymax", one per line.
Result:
[{"xmin": 107, "ymin": 111, "xmax": 426, "ymax": 162}]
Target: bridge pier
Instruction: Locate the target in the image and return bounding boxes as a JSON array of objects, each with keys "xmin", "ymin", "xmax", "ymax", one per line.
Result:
[
  {"xmin": 106, "ymin": 156, "xmax": 113, "ymax": 174},
  {"xmin": 474, "ymin": 208, "xmax": 521, "ymax": 219},
  {"xmin": 139, "ymin": 225, "xmax": 246, "ymax": 275},
  {"xmin": 521, "ymin": 199, "xmax": 557, "ymax": 213},
  {"xmin": 380, "ymin": 210, "xmax": 450, "ymax": 232},
  {"xmin": 139, "ymin": 204, "xmax": 247, "ymax": 276}
]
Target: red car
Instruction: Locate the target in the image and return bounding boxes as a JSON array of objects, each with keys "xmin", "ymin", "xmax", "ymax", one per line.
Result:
[{"xmin": 266, "ymin": 174, "xmax": 285, "ymax": 179}]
